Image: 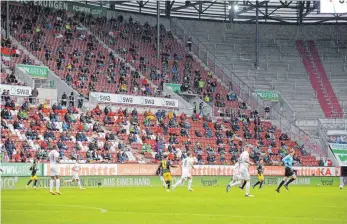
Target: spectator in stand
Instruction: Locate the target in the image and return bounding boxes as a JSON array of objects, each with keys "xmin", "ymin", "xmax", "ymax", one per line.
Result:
[
  {"xmin": 6, "ymin": 100, "xmax": 15, "ymax": 110},
  {"xmin": 76, "ymin": 132, "xmax": 87, "ymax": 142},
  {"xmin": 69, "ymin": 92, "xmax": 75, "ymax": 107},
  {"xmin": 61, "ymin": 92, "xmax": 67, "ymax": 107},
  {"xmin": 78, "ymin": 94, "xmax": 84, "ymax": 108},
  {"xmin": 30, "ymin": 87, "xmax": 39, "ymax": 104}
]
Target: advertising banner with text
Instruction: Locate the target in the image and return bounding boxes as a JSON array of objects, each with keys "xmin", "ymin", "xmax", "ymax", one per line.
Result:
[
  {"xmin": 329, "ymin": 143, "xmax": 347, "ymax": 166},
  {"xmin": 0, "ymin": 176, "xmax": 340, "ymax": 190},
  {"xmin": 22, "ymin": 164, "xmax": 342, "ymax": 177},
  {"xmin": 44, "ymin": 163, "xmax": 117, "ymax": 176},
  {"xmin": 116, "ymin": 164, "xmax": 340, "ymax": 177},
  {"xmin": 0, "ymin": 163, "xmax": 43, "ymax": 177},
  {"xmin": 17, "ymin": 64, "xmax": 49, "ymax": 79},
  {"xmin": 89, "ymin": 92, "xmax": 179, "ymax": 108},
  {"xmin": 0, "ymin": 84, "xmax": 32, "ymax": 97}
]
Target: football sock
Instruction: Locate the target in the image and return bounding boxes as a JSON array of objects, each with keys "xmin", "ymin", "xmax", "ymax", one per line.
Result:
[
  {"xmin": 188, "ymin": 178, "xmax": 192, "ymax": 189},
  {"xmin": 253, "ymin": 181, "xmax": 260, "ymax": 187},
  {"xmin": 259, "ymin": 181, "xmax": 263, "ymax": 188},
  {"xmin": 286, "ymin": 178, "xmax": 295, "ymax": 186},
  {"xmin": 56, "ymin": 179, "xmax": 60, "ymax": 192},
  {"xmin": 33, "ymin": 180, "xmax": 38, "ymax": 187},
  {"xmin": 277, "ymin": 180, "xmax": 285, "ymax": 190},
  {"xmin": 240, "ymin": 181, "xmax": 247, "ymax": 189},
  {"xmin": 166, "ymin": 181, "xmax": 170, "ymax": 189},
  {"xmin": 173, "ymin": 179, "xmax": 182, "ymax": 188},
  {"xmin": 160, "ymin": 176, "xmax": 165, "ymax": 185},
  {"xmin": 50, "ymin": 179, "xmax": 54, "ymax": 192},
  {"xmin": 27, "ymin": 180, "xmax": 32, "ymax": 186},
  {"xmin": 245, "ymin": 181, "xmax": 250, "ymax": 195},
  {"xmin": 77, "ymin": 181, "xmax": 82, "ymax": 189}
]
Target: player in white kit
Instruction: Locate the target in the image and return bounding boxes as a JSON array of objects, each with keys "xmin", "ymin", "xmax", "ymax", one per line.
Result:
[
  {"xmin": 226, "ymin": 161, "xmax": 242, "ymax": 192},
  {"xmin": 48, "ymin": 149, "xmax": 61, "ymax": 195},
  {"xmin": 172, "ymin": 152, "xmax": 195, "ymax": 191},
  {"xmin": 64, "ymin": 161, "xmax": 85, "ymax": 190},
  {"xmin": 239, "ymin": 144, "xmax": 254, "ymax": 197}
]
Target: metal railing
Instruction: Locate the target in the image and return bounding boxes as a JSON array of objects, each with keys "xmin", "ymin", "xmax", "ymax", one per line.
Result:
[{"xmin": 170, "ymin": 18, "xmax": 325, "ymax": 155}]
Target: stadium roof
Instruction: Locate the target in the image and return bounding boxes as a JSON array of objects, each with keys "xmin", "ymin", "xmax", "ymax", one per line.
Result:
[{"xmin": 86, "ymin": 0, "xmax": 347, "ymax": 24}]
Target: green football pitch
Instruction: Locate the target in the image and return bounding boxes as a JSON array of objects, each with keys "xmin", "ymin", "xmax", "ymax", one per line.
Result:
[{"xmin": 2, "ymin": 186, "xmax": 346, "ymax": 224}]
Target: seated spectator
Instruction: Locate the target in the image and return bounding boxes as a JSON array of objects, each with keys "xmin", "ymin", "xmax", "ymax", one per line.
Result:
[
  {"xmin": 57, "ymin": 139, "xmax": 68, "ymax": 151},
  {"xmin": 279, "ymin": 133, "xmax": 289, "ymax": 141},
  {"xmin": 93, "ymin": 122, "xmax": 104, "ymax": 133},
  {"xmin": 227, "ymin": 91, "xmax": 237, "ymax": 101},
  {"xmin": 5, "ymin": 100, "xmax": 15, "ymax": 110},
  {"xmin": 128, "ymin": 133, "xmax": 137, "ymax": 143},
  {"xmin": 60, "ymin": 132, "xmax": 71, "ymax": 141},
  {"xmin": 76, "ymin": 132, "xmax": 87, "ymax": 142},
  {"xmin": 207, "ymin": 154, "xmax": 216, "ymax": 164},
  {"xmin": 92, "ymin": 105, "xmax": 102, "ymax": 115},
  {"xmin": 21, "ymin": 100, "xmax": 29, "ymax": 111},
  {"xmin": 17, "ymin": 110, "xmax": 28, "ymax": 120},
  {"xmin": 180, "ymin": 128, "xmax": 189, "ymax": 138},
  {"xmin": 195, "ymin": 130, "xmax": 202, "ymax": 137},
  {"xmin": 104, "ymin": 116, "xmax": 114, "ymax": 125},
  {"xmin": 62, "ymin": 121, "xmax": 70, "ymax": 131},
  {"xmin": 44, "ymin": 131, "xmax": 55, "ymax": 140},
  {"xmin": 169, "ymin": 134, "xmax": 178, "ymax": 144},
  {"xmin": 204, "ymin": 128, "xmax": 212, "ymax": 138}
]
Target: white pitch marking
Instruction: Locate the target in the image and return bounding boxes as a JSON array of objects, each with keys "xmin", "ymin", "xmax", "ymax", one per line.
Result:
[{"xmin": 21, "ymin": 203, "xmax": 107, "ymax": 213}]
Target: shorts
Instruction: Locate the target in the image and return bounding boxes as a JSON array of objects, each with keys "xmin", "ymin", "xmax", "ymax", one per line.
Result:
[
  {"xmin": 181, "ymin": 169, "xmax": 191, "ymax": 179},
  {"xmin": 257, "ymin": 174, "xmax": 264, "ymax": 182},
  {"xmin": 232, "ymin": 174, "xmax": 240, "ymax": 182},
  {"xmin": 72, "ymin": 173, "xmax": 79, "ymax": 180},
  {"xmin": 163, "ymin": 172, "xmax": 172, "ymax": 182},
  {"xmin": 30, "ymin": 175, "xmax": 38, "ymax": 180},
  {"xmin": 240, "ymin": 167, "xmax": 250, "ymax": 180},
  {"xmin": 285, "ymin": 167, "xmax": 294, "ymax": 177},
  {"xmin": 50, "ymin": 166, "xmax": 60, "ymax": 176}
]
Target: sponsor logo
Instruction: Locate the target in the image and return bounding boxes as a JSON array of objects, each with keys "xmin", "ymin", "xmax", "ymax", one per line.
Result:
[
  {"xmin": 201, "ymin": 178, "xmax": 218, "ymax": 187},
  {"xmin": 321, "ymin": 179, "xmax": 334, "ymax": 186},
  {"xmin": 266, "ymin": 177, "xmax": 279, "ymax": 185},
  {"xmin": 118, "ymin": 96, "xmax": 133, "ymax": 104},
  {"xmin": 99, "ymin": 95, "xmax": 111, "ymax": 102},
  {"xmin": 45, "ymin": 164, "xmax": 117, "ymax": 176},
  {"xmin": 0, "ymin": 177, "xmax": 19, "ymax": 189}
]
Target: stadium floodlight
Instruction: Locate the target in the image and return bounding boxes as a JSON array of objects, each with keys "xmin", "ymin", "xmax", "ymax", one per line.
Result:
[
  {"xmin": 234, "ymin": 5, "xmax": 239, "ymax": 11},
  {"xmin": 227, "ymin": 5, "xmax": 231, "ymax": 10}
]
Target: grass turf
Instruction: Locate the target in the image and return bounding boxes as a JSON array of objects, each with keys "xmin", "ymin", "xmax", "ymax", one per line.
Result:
[{"xmin": 2, "ymin": 186, "xmax": 347, "ymax": 224}]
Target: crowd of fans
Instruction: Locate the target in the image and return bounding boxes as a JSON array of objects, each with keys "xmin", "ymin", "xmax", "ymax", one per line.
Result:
[{"xmin": 0, "ymin": 3, "xmax": 319, "ymax": 166}]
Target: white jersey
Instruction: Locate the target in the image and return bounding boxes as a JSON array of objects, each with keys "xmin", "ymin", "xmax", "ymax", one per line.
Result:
[
  {"xmin": 239, "ymin": 151, "xmax": 250, "ymax": 169},
  {"xmin": 48, "ymin": 150, "xmax": 60, "ymax": 176},
  {"xmin": 181, "ymin": 157, "xmax": 193, "ymax": 179},
  {"xmin": 182, "ymin": 157, "xmax": 193, "ymax": 171},
  {"xmin": 48, "ymin": 150, "xmax": 60, "ymax": 166},
  {"xmin": 72, "ymin": 164, "xmax": 81, "ymax": 175}
]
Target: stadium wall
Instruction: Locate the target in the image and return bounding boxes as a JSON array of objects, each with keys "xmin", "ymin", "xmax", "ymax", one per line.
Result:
[{"xmin": 0, "ymin": 176, "xmax": 341, "ymax": 190}]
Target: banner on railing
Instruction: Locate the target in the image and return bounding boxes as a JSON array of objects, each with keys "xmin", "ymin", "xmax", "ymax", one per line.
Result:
[
  {"xmin": 89, "ymin": 92, "xmax": 179, "ymax": 108},
  {"xmin": 255, "ymin": 90, "xmax": 280, "ymax": 102},
  {"xmin": 329, "ymin": 143, "xmax": 347, "ymax": 166},
  {"xmin": 17, "ymin": 64, "xmax": 49, "ymax": 79},
  {"xmin": 44, "ymin": 163, "xmax": 118, "ymax": 176},
  {"xmin": 0, "ymin": 163, "xmax": 43, "ymax": 176},
  {"xmin": 0, "ymin": 84, "xmax": 32, "ymax": 97},
  {"xmin": 31, "ymin": 1, "xmax": 106, "ymax": 16},
  {"xmin": 165, "ymin": 83, "xmax": 182, "ymax": 94},
  {"xmin": 14, "ymin": 164, "xmax": 340, "ymax": 177}
]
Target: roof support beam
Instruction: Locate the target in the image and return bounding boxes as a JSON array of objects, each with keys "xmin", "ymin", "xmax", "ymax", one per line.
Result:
[{"xmin": 170, "ymin": 2, "xmax": 201, "ymax": 11}]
